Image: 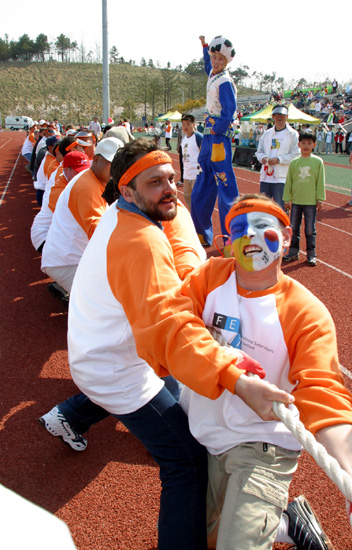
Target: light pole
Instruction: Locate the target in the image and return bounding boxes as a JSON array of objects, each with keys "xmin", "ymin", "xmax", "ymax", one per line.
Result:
[{"xmin": 102, "ymin": 0, "xmax": 110, "ymax": 125}]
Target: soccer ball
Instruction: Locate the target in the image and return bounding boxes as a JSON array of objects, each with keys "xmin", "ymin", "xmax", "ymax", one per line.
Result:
[{"xmin": 208, "ymin": 36, "xmax": 235, "ymax": 64}]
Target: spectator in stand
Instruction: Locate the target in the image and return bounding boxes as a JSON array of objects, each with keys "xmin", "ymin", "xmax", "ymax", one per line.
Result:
[
  {"xmin": 176, "ymin": 120, "xmax": 184, "ymax": 187},
  {"xmin": 332, "ymin": 79, "xmax": 338, "ymax": 94},
  {"xmin": 255, "ymin": 124, "xmax": 264, "ymax": 149},
  {"xmin": 315, "ymin": 127, "xmax": 325, "ymax": 154},
  {"xmin": 348, "ymin": 151, "xmax": 352, "ymax": 206},
  {"xmin": 255, "ymin": 104, "xmax": 300, "ymax": 209},
  {"xmin": 164, "ymin": 119, "xmax": 173, "ymax": 150},
  {"xmin": 314, "ymin": 100, "xmax": 322, "ymax": 118},
  {"xmin": 179, "ymin": 114, "xmax": 203, "ymax": 209},
  {"xmin": 347, "ymin": 132, "xmax": 352, "ymax": 154},
  {"xmin": 41, "ymin": 137, "xmax": 123, "ymax": 294},
  {"xmin": 338, "ymin": 112, "xmax": 345, "ymax": 124},
  {"xmin": 335, "ymin": 130, "xmax": 344, "ymax": 154},
  {"xmin": 325, "ymin": 127, "xmax": 334, "ymax": 154},
  {"xmin": 88, "ymin": 116, "xmax": 101, "ymax": 141},
  {"xmin": 197, "ymin": 121, "xmax": 204, "ymax": 134}
]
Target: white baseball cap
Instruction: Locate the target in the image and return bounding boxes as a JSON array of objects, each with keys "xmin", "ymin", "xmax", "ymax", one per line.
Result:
[{"xmin": 95, "ymin": 137, "xmax": 124, "ymax": 162}]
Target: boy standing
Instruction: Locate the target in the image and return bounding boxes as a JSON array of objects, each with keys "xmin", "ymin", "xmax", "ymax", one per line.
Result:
[
  {"xmin": 191, "ymin": 35, "xmax": 238, "ymax": 247},
  {"xmin": 180, "ymin": 194, "xmax": 352, "ymax": 550},
  {"xmin": 164, "ymin": 119, "xmax": 172, "ymax": 151},
  {"xmin": 180, "ymin": 114, "xmax": 203, "ymax": 209},
  {"xmin": 283, "ymin": 129, "xmax": 325, "ymax": 266}
]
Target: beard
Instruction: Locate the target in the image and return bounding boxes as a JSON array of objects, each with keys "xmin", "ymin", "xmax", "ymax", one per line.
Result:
[{"xmin": 133, "ymin": 190, "xmax": 177, "ymax": 221}]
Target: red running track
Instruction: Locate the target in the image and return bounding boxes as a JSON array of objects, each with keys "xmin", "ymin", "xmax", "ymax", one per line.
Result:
[{"xmin": 1, "ymin": 132, "xmax": 351, "ymax": 549}]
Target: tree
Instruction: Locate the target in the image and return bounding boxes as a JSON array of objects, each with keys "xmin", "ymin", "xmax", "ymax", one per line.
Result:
[
  {"xmin": 148, "ymin": 59, "xmax": 154, "ymax": 68},
  {"xmin": 13, "ymin": 34, "xmax": 35, "ymax": 61},
  {"xmin": 183, "ymin": 58, "xmax": 207, "ymax": 100},
  {"xmin": 55, "ymin": 34, "xmax": 71, "ymax": 62},
  {"xmin": 161, "ymin": 63, "xmax": 180, "ymax": 113},
  {"xmin": 109, "ymin": 45, "xmax": 119, "ymax": 63},
  {"xmin": 140, "ymin": 57, "xmax": 146, "ymax": 67},
  {"xmin": 34, "ymin": 34, "xmax": 51, "ymax": 62},
  {"xmin": 230, "ymin": 65, "xmax": 250, "ymax": 85},
  {"xmin": 0, "ymin": 35, "xmax": 10, "ymax": 62}
]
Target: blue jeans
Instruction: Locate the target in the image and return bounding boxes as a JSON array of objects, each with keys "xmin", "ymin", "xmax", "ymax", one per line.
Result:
[
  {"xmin": 259, "ymin": 181, "xmax": 285, "ymax": 209},
  {"xmin": 115, "ymin": 387, "xmax": 208, "ymax": 549},
  {"xmin": 22, "ymin": 152, "xmax": 32, "ymax": 162},
  {"xmin": 288, "ymin": 204, "xmax": 317, "ymax": 257},
  {"xmin": 59, "ymin": 376, "xmax": 181, "ymax": 434},
  {"xmin": 326, "ymin": 141, "xmax": 332, "ymax": 154},
  {"xmin": 60, "ymin": 383, "xmax": 207, "ymax": 550}
]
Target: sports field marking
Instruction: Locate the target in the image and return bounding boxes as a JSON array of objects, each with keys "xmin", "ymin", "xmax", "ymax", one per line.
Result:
[
  {"xmin": 341, "ymin": 365, "xmax": 352, "ymax": 380},
  {"xmin": 317, "ymin": 220, "xmax": 352, "ymax": 237},
  {"xmin": 0, "ymin": 138, "xmax": 12, "ymax": 149},
  {"xmin": 0, "ymin": 152, "xmax": 21, "ymax": 207}
]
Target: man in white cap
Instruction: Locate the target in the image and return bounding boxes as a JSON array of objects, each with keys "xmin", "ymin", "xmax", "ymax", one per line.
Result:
[
  {"xmin": 255, "ymin": 104, "xmax": 300, "ymax": 209},
  {"xmin": 41, "ymin": 137, "xmax": 123, "ymax": 293}
]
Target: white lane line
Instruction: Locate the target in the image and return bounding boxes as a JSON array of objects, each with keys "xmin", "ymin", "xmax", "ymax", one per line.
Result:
[
  {"xmin": 0, "ymin": 152, "xmax": 21, "ymax": 207},
  {"xmin": 313, "ymin": 257, "xmax": 352, "ymax": 279},
  {"xmin": 316, "ymin": 221, "xmax": 352, "ymax": 237},
  {"xmin": 341, "ymin": 365, "xmax": 352, "ymax": 380},
  {"xmin": 0, "ymin": 138, "xmax": 12, "ymax": 149}
]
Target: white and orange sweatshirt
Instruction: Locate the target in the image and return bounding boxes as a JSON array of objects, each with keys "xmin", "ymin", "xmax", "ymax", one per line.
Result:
[
  {"xmin": 178, "ymin": 257, "xmax": 352, "ymax": 455},
  {"xmin": 41, "ymin": 167, "xmax": 103, "ymax": 269},
  {"xmin": 68, "ymin": 198, "xmax": 262, "ymax": 415}
]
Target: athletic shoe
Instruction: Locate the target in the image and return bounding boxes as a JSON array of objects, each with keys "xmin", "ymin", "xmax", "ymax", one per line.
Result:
[
  {"xmin": 176, "ymin": 180, "xmax": 183, "ymax": 187},
  {"xmin": 347, "ymin": 200, "xmax": 352, "ymax": 206},
  {"xmin": 283, "ymin": 253, "xmax": 299, "ymax": 262},
  {"xmin": 39, "ymin": 406, "xmax": 87, "ymax": 451},
  {"xmin": 307, "ymin": 257, "xmax": 317, "ymax": 267},
  {"xmin": 47, "ymin": 282, "xmax": 69, "ymax": 303},
  {"xmin": 284, "ymin": 495, "xmax": 333, "ymax": 549}
]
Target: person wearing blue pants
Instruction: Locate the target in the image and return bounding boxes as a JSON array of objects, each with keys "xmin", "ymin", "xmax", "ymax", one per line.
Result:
[{"xmin": 191, "ymin": 35, "xmax": 239, "ymax": 247}]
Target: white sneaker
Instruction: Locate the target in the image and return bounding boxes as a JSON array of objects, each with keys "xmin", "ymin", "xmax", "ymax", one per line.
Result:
[{"xmin": 39, "ymin": 406, "xmax": 87, "ymax": 451}]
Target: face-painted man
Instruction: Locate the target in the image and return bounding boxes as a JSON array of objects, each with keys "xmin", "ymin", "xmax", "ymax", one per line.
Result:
[{"xmin": 225, "ymin": 194, "xmax": 292, "ymax": 290}]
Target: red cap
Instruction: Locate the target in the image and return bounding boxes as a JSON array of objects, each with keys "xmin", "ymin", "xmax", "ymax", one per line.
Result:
[{"xmin": 63, "ymin": 151, "xmax": 90, "ymax": 172}]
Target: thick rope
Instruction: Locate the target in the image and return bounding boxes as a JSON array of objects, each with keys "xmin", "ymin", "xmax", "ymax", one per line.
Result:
[{"xmin": 209, "ymin": 327, "xmax": 352, "ymax": 524}]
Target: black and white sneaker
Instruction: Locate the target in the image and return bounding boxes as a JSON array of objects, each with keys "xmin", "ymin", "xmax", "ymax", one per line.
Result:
[
  {"xmin": 47, "ymin": 283, "xmax": 69, "ymax": 303},
  {"xmin": 39, "ymin": 406, "xmax": 87, "ymax": 451},
  {"xmin": 285, "ymin": 495, "xmax": 333, "ymax": 549}
]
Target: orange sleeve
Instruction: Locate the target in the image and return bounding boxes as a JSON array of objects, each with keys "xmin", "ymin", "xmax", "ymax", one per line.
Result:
[
  {"xmin": 106, "ymin": 213, "xmax": 262, "ymax": 399},
  {"xmin": 48, "ymin": 166, "xmax": 65, "ymax": 213},
  {"xmin": 162, "ymin": 201, "xmax": 204, "ymax": 280},
  {"xmin": 68, "ymin": 170, "xmax": 106, "ymax": 239},
  {"xmin": 47, "ymin": 159, "xmax": 59, "ymax": 179},
  {"xmin": 276, "ymin": 278, "xmax": 352, "ymax": 433}
]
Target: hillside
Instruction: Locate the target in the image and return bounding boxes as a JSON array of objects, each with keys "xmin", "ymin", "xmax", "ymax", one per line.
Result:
[{"xmin": 0, "ymin": 61, "xmax": 260, "ymax": 125}]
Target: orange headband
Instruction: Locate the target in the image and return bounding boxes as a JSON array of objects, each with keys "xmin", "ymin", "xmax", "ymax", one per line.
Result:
[
  {"xmin": 118, "ymin": 151, "xmax": 172, "ymax": 190},
  {"xmin": 225, "ymin": 199, "xmax": 290, "ymax": 233}
]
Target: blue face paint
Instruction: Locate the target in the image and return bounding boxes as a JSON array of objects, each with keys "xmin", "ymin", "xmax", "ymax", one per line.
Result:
[{"xmin": 229, "ymin": 211, "xmax": 283, "ymax": 272}]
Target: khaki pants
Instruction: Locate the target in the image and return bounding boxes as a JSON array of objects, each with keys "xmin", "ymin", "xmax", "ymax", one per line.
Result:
[
  {"xmin": 207, "ymin": 442, "xmax": 300, "ymax": 550},
  {"xmin": 183, "ymin": 178, "xmax": 196, "ymax": 210}
]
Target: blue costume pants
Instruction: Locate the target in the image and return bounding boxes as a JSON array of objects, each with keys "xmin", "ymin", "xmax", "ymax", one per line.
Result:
[{"xmin": 191, "ymin": 134, "xmax": 238, "ymax": 246}]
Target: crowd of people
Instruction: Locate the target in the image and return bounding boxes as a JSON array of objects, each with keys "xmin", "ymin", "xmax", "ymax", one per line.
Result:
[{"xmin": 14, "ymin": 35, "xmax": 352, "ymax": 550}]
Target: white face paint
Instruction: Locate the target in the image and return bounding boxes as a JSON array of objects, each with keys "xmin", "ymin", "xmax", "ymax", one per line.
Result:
[{"xmin": 230, "ymin": 211, "xmax": 283, "ymax": 272}]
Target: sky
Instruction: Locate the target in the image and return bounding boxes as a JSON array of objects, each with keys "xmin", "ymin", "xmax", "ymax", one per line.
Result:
[{"xmin": 2, "ymin": 0, "xmax": 352, "ymax": 88}]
